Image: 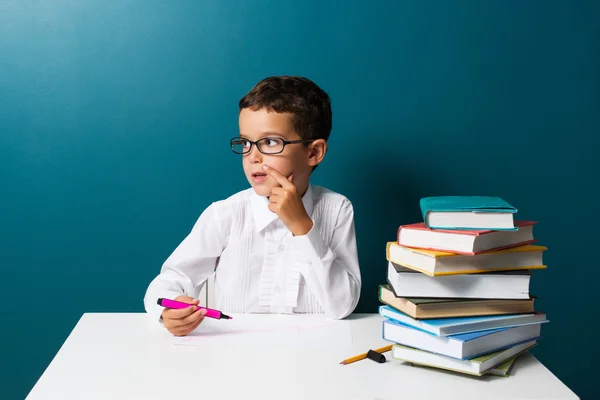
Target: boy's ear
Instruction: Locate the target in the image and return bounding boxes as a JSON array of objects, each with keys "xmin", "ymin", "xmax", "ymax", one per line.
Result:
[{"xmin": 307, "ymin": 139, "xmax": 327, "ymax": 167}]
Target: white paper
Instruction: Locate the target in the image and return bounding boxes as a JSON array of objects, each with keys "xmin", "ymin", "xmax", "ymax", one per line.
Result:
[{"xmin": 172, "ymin": 314, "xmax": 353, "ymax": 348}]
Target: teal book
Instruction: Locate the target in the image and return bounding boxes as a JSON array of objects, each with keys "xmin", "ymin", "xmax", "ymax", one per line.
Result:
[{"xmin": 420, "ymin": 196, "xmax": 517, "ymax": 230}]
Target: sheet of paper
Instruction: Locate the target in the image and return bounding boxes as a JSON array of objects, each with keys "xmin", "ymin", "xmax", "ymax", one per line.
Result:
[{"xmin": 172, "ymin": 314, "xmax": 353, "ymax": 348}]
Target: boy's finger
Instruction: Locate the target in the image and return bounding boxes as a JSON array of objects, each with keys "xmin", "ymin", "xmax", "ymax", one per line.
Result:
[
  {"xmin": 187, "ymin": 316, "xmax": 205, "ymax": 332},
  {"xmin": 175, "ymin": 314, "xmax": 205, "ymax": 334},
  {"xmin": 165, "ymin": 305, "xmax": 199, "ymax": 319},
  {"xmin": 267, "ymin": 194, "xmax": 282, "ymax": 204},
  {"xmin": 164, "ymin": 296, "xmax": 200, "ymax": 319},
  {"xmin": 179, "ymin": 308, "xmax": 206, "ymax": 325},
  {"xmin": 173, "ymin": 313, "xmax": 206, "ymax": 336},
  {"xmin": 270, "ymin": 186, "xmax": 285, "ymax": 196},
  {"xmin": 263, "ymin": 165, "xmax": 294, "ymax": 189}
]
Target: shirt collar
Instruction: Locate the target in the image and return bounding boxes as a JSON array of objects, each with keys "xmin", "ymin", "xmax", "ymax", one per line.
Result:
[{"xmin": 251, "ymin": 184, "xmax": 314, "ymax": 233}]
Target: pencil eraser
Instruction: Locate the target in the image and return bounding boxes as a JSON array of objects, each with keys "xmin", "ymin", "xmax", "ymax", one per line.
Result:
[{"xmin": 367, "ymin": 350, "xmax": 386, "ymax": 363}]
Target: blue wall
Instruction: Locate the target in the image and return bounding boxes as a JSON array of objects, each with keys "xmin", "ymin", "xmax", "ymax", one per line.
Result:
[{"xmin": 1, "ymin": 1, "xmax": 597, "ymax": 399}]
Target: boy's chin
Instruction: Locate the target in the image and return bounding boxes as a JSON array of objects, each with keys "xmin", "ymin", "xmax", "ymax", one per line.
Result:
[{"xmin": 251, "ymin": 185, "xmax": 272, "ymax": 197}]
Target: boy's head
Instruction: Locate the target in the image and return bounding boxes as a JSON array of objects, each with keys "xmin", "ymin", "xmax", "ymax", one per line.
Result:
[{"xmin": 233, "ymin": 76, "xmax": 331, "ymax": 197}]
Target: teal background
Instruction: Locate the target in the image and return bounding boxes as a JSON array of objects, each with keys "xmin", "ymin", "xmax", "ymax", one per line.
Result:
[{"xmin": 1, "ymin": 1, "xmax": 597, "ymax": 398}]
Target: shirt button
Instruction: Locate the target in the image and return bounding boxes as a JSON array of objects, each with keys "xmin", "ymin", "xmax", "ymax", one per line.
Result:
[{"xmin": 278, "ymin": 244, "xmax": 286, "ymax": 253}]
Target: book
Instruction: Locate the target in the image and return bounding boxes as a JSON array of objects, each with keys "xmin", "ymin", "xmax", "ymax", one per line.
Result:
[
  {"xmin": 386, "ymin": 242, "xmax": 547, "ymax": 276},
  {"xmin": 397, "ymin": 221, "xmax": 537, "ymax": 255},
  {"xmin": 407, "ymin": 355, "xmax": 518, "ymax": 376},
  {"xmin": 420, "ymin": 196, "xmax": 517, "ymax": 230},
  {"xmin": 487, "ymin": 356, "xmax": 518, "ymax": 377},
  {"xmin": 392, "ymin": 340, "xmax": 536, "ymax": 376},
  {"xmin": 379, "ymin": 305, "xmax": 548, "ymax": 336},
  {"xmin": 378, "ymin": 285, "xmax": 535, "ymax": 319},
  {"xmin": 387, "ymin": 261, "xmax": 533, "ymax": 299},
  {"xmin": 382, "ymin": 318, "xmax": 542, "ymax": 359}
]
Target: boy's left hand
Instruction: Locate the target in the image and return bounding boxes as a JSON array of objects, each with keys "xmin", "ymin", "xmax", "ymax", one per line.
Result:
[{"xmin": 263, "ymin": 165, "xmax": 314, "ymax": 236}]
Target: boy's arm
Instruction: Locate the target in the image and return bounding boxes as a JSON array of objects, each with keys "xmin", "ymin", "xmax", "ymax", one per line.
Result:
[
  {"xmin": 289, "ymin": 199, "xmax": 362, "ymax": 319},
  {"xmin": 143, "ymin": 202, "xmax": 228, "ymax": 322}
]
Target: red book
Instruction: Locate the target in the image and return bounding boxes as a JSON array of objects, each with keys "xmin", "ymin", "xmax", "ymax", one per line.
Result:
[{"xmin": 397, "ymin": 220, "xmax": 537, "ymax": 255}]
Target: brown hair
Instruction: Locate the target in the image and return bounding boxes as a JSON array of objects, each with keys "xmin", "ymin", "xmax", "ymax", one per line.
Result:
[{"xmin": 239, "ymin": 76, "xmax": 332, "ymax": 142}]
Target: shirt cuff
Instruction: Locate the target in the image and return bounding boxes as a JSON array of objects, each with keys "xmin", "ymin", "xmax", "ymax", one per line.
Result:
[
  {"xmin": 144, "ymin": 290, "xmax": 182, "ymax": 324},
  {"xmin": 289, "ymin": 220, "xmax": 329, "ymax": 262}
]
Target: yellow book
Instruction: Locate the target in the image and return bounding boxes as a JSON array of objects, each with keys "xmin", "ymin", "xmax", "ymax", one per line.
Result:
[{"xmin": 386, "ymin": 242, "xmax": 547, "ymax": 277}]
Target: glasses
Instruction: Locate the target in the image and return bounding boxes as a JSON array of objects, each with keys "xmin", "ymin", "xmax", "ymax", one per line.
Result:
[{"xmin": 229, "ymin": 137, "xmax": 314, "ymax": 155}]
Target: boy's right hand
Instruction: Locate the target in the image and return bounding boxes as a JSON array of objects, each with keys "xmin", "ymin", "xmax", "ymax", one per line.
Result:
[{"xmin": 161, "ymin": 296, "xmax": 207, "ymax": 336}]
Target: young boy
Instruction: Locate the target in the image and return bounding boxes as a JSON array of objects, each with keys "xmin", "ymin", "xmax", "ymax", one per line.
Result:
[{"xmin": 143, "ymin": 76, "xmax": 361, "ymax": 336}]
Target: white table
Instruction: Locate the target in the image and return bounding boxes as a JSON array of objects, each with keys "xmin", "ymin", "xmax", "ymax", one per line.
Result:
[{"xmin": 26, "ymin": 313, "xmax": 579, "ymax": 400}]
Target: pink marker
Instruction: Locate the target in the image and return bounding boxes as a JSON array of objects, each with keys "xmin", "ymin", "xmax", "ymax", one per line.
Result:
[{"xmin": 157, "ymin": 298, "xmax": 232, "ymax": 320}]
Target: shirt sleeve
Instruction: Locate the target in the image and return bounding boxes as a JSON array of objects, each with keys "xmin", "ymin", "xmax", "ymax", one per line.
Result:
[
  {"xmin": 143, "ymin": 201, "xmax": 228, "ymax": 322},
  {"xmin": 288, "ymin": 199, "xmax": 362, "ymax": 319}
]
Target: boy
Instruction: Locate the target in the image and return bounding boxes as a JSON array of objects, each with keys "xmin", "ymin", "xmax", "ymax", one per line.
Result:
[{"xmin": 143, "ymin": 76, "xmax": 361, "ymax": 336}]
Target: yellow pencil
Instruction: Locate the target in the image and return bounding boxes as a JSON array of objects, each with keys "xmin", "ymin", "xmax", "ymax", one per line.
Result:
[{"xmin": 339, "ymin": 344, "xmax": 393, "ymax": 365}]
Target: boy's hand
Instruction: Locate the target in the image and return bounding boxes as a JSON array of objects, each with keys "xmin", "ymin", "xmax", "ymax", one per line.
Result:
[
  {"xmin": 161, "ymin": 296, "xmax": 207, "ymax": 336},
  {"xmin": 263, "ymin": 165, "xmax": 314, "ymax": 236}
]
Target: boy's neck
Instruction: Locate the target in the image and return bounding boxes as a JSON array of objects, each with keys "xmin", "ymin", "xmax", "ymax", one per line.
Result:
[{"xmin": 297, "ymin": 182, "xmax": 310, "ymax": 199}]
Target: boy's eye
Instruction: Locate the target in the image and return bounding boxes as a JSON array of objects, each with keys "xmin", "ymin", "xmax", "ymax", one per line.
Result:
[
  {"xmin": 241, "ymin": 139, "xmax": 251, "ymax": 148},
  {"xmin": 265, "ymin": 138, "xmax": 281, "ymax": 147}
]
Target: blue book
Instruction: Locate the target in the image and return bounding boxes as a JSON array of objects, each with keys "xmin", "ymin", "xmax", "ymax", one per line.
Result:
[
  {"xmin": 382, "ymin": 318, "xmax": 542, "ymax": 360},
  {"xmin": 379, "ymin": 305, "xmax": 548, "ymax": 336},
  {"xmin": 420, "ymin": 196, "xmax": 517, "ymax": 230}
]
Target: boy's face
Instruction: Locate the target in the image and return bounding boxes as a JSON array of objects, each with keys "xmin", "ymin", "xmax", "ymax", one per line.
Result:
[{"xmin": 238, "ymin": 108, "xmax": 313, "ymax": 197}]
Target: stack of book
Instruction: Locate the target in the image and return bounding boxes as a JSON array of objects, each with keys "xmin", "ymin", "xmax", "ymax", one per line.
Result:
[{"xmin": 379, "ymin": 196, "xmax": 549, "ymax": 377}]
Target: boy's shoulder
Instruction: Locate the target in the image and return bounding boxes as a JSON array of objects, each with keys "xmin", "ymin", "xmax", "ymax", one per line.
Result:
[{"xmin": 310, "ymin": 185, "xmax": 352, "ymax": 209}]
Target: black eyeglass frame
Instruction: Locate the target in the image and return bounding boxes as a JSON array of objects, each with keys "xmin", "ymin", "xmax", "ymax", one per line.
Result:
[{"xmin": 229, "ymin": 136, "xmax": 315, "ymax": 155}]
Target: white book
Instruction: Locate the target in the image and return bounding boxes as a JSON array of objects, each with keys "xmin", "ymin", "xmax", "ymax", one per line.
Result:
[{"xmin": 387, "ymin": 261, "xmax": 532, "ymax": 299}]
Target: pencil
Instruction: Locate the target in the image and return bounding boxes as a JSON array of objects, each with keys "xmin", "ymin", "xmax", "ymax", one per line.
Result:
[{"xmin": 339, "ymin": 344, "xmax": 393, "ymax": 365}]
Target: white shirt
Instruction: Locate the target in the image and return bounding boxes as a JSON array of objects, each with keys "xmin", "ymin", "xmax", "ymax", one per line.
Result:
[{"xmin": 143, "ymin": 184, "xmax": 362, "ymax": 321}]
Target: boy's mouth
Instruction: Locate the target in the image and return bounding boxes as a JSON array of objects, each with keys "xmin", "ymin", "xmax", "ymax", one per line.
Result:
[{"xmin": 251, "ymin": 172, "xmax": 268, "ymax": 183}]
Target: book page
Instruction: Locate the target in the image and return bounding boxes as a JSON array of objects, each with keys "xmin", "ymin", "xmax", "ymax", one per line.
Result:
[{"xmin": 171, "ymin": 314, "xmax": 353, "ymax": 348}]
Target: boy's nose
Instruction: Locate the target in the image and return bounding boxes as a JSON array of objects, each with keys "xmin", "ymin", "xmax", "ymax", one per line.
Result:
[{"xmin": 248, "ymin": 145, "xmax": 262, "ymax": 163}]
